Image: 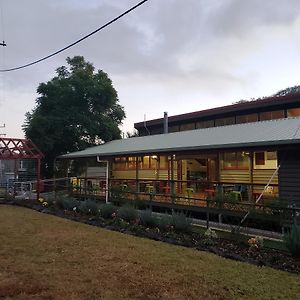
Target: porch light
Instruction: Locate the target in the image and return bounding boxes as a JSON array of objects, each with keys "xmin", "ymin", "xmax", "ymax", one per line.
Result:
[{"xmin": 151, "ymin": 155, "xmax": 158, "ymax": 159}]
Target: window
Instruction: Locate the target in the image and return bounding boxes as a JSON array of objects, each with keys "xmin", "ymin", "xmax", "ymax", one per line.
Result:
[
  {"xmin": 255, "ymin": 152, "xmax": 265, "ymax": 165},
  {"xmin": 287, "ymin": 108, "xmax": 300, "ymax": 118},
  {"xmin": 236, "ymin": 113, "xmax": 258, "ymax": 124},
  {"xmin": 222, "ymin": 152, "xmax": 249, "ymax": 169},
  {"xmin": 113, "ymin": 157, "xmax": 137, "ymax": 170},
  {"xmin": 196, "ymin": 120, "xmax": 215, "ymax": 129},
  {"xmin": 260, "ymin": 110, "xmax": 284, "ymax": 121},
  {"xmin": 169, "ymin": 125, "xmax": 180, "ymax": 133},
  {"xmin": 180, "ymin": 123, "xmax": 195, "ymax": 131},
  {"xmin": 254, "ymin": 151, "xmax": 277, "ymax": 169},
  {"xmin": 215, "ymin": 117, "xmax": 235, "ymax": 127}
]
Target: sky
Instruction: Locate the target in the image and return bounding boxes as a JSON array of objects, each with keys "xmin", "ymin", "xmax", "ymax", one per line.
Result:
[{"xmin": 1, "ymin": 0, "xmax": 300, "ymax": 138}]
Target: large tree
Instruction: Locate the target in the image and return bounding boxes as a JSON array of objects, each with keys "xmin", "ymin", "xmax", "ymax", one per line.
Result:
[{"xmin": 23, "ymin": 56, "xmax": 125, "ymax": 177}]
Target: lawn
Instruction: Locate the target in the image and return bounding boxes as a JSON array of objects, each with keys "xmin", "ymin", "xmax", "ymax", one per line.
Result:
[{"xmin": 0, "ymin": 205, "xmax": 299, "ymax": 299}]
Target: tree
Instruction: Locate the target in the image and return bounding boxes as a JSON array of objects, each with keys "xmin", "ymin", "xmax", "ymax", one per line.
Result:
[
  {"xmin": 273, "ymin": 85, "xmax": 300, "ymax": 97},
  {"xmin": 23, "ymin": 56, "xmax": 125, "ymax": 177}
]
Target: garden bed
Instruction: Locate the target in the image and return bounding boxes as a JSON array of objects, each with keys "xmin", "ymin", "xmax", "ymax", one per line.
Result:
[{"xmin": 1, "ymin": 197, "xmax": 299, "ymax": 275}]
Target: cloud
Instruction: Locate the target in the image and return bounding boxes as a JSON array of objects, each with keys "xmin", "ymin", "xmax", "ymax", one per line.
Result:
[{"xmin": 1, "ymin": 0, "xmax": 300, "ymax": 137}]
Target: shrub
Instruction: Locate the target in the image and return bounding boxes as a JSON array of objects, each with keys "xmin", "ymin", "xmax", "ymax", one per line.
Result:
[
  {"xmin": 117, "ymin": 205, "xmax": 138, "ymax": 222},
  {"xmin": 78, "ymin": 199, "xmax": 99, "ymax": 215},
  {"xmin": 284, "ymin": 224, "xmax": 300, "ymax": 257},
  {"xmin": 133, "ymin": 199, "xmax": 148, "ymax": 210},
  {"xmin": 158, "ymin": 214, "xmax": 173, "ymax": 231},
  {"xmin": 139, "ymin": 210, "xmax": 158, "ymax": 227},
  {"xmin": 60, "ymin": 197, "xmax": 80, "ymax": 210},
  {"xmin": 171, "ymin": 212, "xmax": 192, "ymax": 233},
  {"xmin": 99, "ymin": 203, "xmax": 118, "ymax": 219},
  {"xmin": 110, "ymin": 186, "xmax": 127, "ymax": 206}
]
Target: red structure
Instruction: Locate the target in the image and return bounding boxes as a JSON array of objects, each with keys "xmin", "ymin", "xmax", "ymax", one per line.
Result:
[{"xmin": 0, "ymin": 138, "xmax": 44, "ymax": 199}]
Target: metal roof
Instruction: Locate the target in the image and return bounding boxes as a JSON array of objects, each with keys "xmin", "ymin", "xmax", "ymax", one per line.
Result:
[
  {"xmin": 134, "ymin": 93, "xmax": 300, "ymax": 128},
  {"xmin": 59, "ymin": 118, "xmax": 300, "ymax": 159}
]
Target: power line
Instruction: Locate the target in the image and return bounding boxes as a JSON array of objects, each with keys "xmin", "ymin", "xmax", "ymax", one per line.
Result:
[{"xmin": 0, "ymin": 0, "xmax": 150, "ymax": 72}]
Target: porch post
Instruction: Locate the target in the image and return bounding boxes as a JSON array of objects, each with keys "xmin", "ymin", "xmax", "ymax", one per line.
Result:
[
  {"xmin": 135, "ymin": 156, "xmax": 139, "ymax": 194},
  {"xmin": 249, "ymin": 151, "xmax": 254, "ymax": 201},
  {"xmin": 170, "ymin": 155, "xmax": 175, "ymax": 203}
]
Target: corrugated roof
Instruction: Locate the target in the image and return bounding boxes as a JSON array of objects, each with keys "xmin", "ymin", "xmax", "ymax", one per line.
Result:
[
  {"xmin": 134, "ymin": 93, "xmax": 300, "ymax": 128},
  {"xmin": 59, "ymin": 118, "xmax": 300, "ymax": 159}
]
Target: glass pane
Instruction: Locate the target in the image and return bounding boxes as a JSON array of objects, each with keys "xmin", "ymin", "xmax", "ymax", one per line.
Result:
[
  {"xmin": 287, "ymin": 108, "xmax": 300, "ymax": 117},
  {"xmin": 237, "ymin": 152, "xmax": 249, "ymax": 168},
  {"xmin": 215, "ymin": 117, "xmax": 235, "ymax": 127},
  {"xmin": 223, "ymin": 152, "xmax": 236, "ymax": 168},
  {"xmin": 180, "ymin": 123, "xmax": 195, "ymax": 131},
  {"xmin": 196, "ymin": 120, "xmax": 214, "ymax": 129}
]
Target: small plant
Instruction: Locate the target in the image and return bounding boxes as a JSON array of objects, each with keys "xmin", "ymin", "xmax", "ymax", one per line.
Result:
[
  {"xmin": 284, "ymin": 224, "xmax": 300, "ymax": 257},
  {"xmin": 99, "ymin": 203, "xmax": 118, "ymax": 219},
  {"xmin": 117, "ymin": 204, "xmax": 138, "ymax": 222},
  {"xmin": 158, "ymin": 214, "xmax": 173, "ymax": 231},
  {"xmin": 203, "ymin": 228, "xmax": 218, "ymax": 246},
  {"xmin": 171, "ymin": 211, "xmax": 192, "ymax": 233},
  {"xmin": 133, "ymin": 199, "xmax": 148, "ymax": 210},
  {"xmin": 78, "ymin": 199, "xmax": 99, "ymax": 215},
  {"xmin": 139, "ymin": 210, "xmax": 158, "ymax": 227},
  {"xmin": 248, "ymin": 236, "xmax": 264, "ymax": 251}
]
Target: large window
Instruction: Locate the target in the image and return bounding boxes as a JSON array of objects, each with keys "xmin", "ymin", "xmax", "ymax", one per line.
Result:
[
  {"xmin": 222, "ymin": 152, "xmax": 249, "ymax": 169},
  {"xmin": 215, "ymin": 117, "xmax": 235, "ymax": 127},
  {"xmin": 254, "ymin": 151, "xmax": 277, "ymax": 169},
  {"xmin": 260, "ymin": 110, "xmax": 284, "ymax": 121},
  {"xmin": 236, "ymin": 113, "xmax": 258, "ymax": 124},
  {"xmin": 196, "ymin": 120, "xmax": 215, "ymax": 129},
  {"xmin": 180, "ymin": 123, "xmax": 195, "ymax": 131},
  {"xmin": 287, "ymin": 108, "xmax": 300, "ymax": 118},
  {"xmin": 113, "ymin": 157, "xmax": 137, "ymax": 170}
]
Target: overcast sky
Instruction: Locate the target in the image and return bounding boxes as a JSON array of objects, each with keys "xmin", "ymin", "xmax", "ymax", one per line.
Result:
[{"xmin": 1, "ymin": 0, "xmax": 300, "ymax": 138}]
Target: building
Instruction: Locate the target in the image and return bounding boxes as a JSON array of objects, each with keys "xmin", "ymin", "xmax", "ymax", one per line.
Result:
[{"xmin": 60, "ymin": 94, "xmax": 300, "ymax": 208}]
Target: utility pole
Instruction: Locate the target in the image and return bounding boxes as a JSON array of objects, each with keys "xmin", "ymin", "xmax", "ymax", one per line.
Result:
[{"xmin": 0, "ymin": 41, "xmax": 6, "ymax": 46}]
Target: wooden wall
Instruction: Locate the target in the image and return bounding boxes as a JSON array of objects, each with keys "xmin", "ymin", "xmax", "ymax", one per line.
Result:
[{"xmin": 278, "ymin": 149, "xmax": 300, "ymax": 204}]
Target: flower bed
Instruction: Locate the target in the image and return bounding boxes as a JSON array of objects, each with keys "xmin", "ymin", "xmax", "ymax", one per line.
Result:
[{"xmin": 1, "ymin": 197, "xmax": 299, "ymax": 274}]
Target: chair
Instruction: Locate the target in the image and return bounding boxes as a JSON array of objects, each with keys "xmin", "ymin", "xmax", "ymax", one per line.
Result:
[
  {"xmin": 231, "ymin": 185, "xmax": 247, "ymax": 201},
  {"xmin": 145, "ymin": 184, "xmax": 154, "ymax": 194}
]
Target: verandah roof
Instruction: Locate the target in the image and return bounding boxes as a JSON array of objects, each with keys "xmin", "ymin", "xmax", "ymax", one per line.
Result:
[{"xmin": 59, "ymin": 117, "xmax": 300, "ymax": 159}]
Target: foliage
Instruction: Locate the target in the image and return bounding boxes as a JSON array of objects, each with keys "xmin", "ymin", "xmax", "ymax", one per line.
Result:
[
  {"xmin": 23, "ymin": 56, "xmax": 125, "ymax": 177},
  {"xmin": 117, "ymin": 205, "xmax": 138, "ymax": 222},
  {"xmin": 273, "ymin": 85, "xmax": 300, "ymax": 97},
  {"xmin": 202, "ymin": 228, "xmax": 218, "ymax": 246},
  {"xmin": 78, "ymin": 199, "xmax": 99, "ymax": 215},
  {"xmin": 284, "ymin": 225, "xmax": 300, "ymax": 257},
  {"xmin": 109, "ymin": 185, "xmax": 127, "ymax": 206},
  {"xmin": 58, "ymin": 197, "xmax": 80, "ymax": 211},
  {"xmin": 171, "ymin": 212, "xmax": 192, "ymax": 233},
  {"xmin": 158, "ymin": 214, "xmax": 173, "ymax": 231},
  {"xmin": 99, "ymin": 203, "xmax": 118, "ymax": 219},
  {"xmin": 133, "ymin": 198, "xmax": 148, "ymax": 210},
  {"xmin": 139, "ymin": 210, "xmax": 158, "ymax": 227}
]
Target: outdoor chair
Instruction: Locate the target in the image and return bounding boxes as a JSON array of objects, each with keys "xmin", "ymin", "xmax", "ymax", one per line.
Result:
[{"xmin": 231, "ymin": 185, "xmax": 247, "ymax": 201}]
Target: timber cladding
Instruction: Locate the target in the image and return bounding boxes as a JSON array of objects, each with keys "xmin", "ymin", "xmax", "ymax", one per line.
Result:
[{"xmin": 278, "ymin": 149, "xmax": 300, "ymax": 204}]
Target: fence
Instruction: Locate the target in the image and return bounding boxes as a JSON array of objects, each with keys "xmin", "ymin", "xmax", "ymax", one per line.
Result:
[{"xmin": 3, "ymin": 176, "xmax": 299, "ymax": 233}]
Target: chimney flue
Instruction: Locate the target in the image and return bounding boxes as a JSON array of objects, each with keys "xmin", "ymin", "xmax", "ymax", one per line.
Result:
[{"xmin": 163, "ymin": 112, "xmax": 168, "ymax": 134}]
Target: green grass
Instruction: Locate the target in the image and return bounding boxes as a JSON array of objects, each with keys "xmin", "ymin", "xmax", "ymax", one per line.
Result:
[{"xmin": 0, "ymin": 205, "xmax": 299, "ymax": 299}]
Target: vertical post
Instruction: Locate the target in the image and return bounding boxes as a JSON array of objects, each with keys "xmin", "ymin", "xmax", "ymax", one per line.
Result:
[
  {"xmin": 37, "ymin": 158, "xmax": 41, "ymax": 201},
  {"xmin": 249, "ymin": 151, "xmax": 254, "ymax": 201},
  {"xmin": 105, "ymin": 160, "xmax": 109, "ymax": 204},
  {"xmin": 84, "ymin": 161, "xmax": 88, "ymax": 200},
  {"xmin": 135, "ymin": 156, "xmax": 139, "ymax": 195},
  {"xmin": 170, "ymin": 155, "xmax": 175, "ymax": 204}
]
